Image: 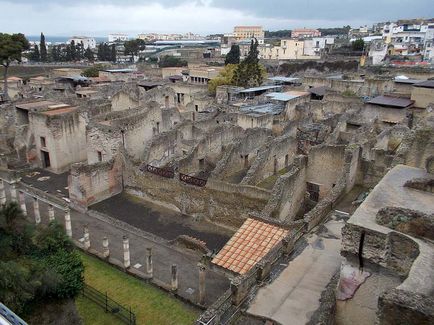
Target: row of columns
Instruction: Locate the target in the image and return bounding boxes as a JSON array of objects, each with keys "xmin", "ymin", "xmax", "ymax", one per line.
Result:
[
  {"xmin": 0, "ymin": 179, "xmax": 72, "ymax": 237},
  {"xmin": 82, "ymin": 229, "xmax": 207, "ymax": 305},
  {"xmin": 1, "ymin": 179, "xmax": 207, "ymax": 305}
]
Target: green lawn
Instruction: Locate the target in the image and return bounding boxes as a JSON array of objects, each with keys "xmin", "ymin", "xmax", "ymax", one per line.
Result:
[{"xmin": 76, "ymin": 252, "xmax": 199, "ymax": 325}]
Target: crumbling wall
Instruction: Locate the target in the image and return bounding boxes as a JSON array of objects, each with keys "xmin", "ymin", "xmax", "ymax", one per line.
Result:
[
  {"xmin": 125, "ymin": 168, "xmax": 269, "ymax": 228},
  {"xmin": 179, "ymin": 125, "xmax": 245, "ymax": 175},
  {"xmin": 69, "ymin": 157, "xmax": 123, "ymax": 211},
  {"xmin": 306, "ymin": 144, "xmax": 346, "ymax": 199},
  {"xmin": 261, "ymin": 156, "xmax": 307, "ymax": 222},
  {"xmin": 378, "ymin": 289, "xmax": 434, "ymax": 325},
  {"xmin": 241, "ymin": 135, "xmax": 298, "ymax": 186},
  {"xmin": 29, "ymin": 110, "xmax": 87, "ymax": 173},
  {"xmin": 211, "ymin": 128, "xmax": 272, "ymax": 181},
  {"xmin": 111, "ymin": 90, "xmax": 139, "ymax": 111}
]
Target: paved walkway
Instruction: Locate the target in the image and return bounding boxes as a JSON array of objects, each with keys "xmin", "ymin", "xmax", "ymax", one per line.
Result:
[
  {"xmin": 247, "ymin": 213, "xmax": 344, "ymax": 325},
  {"xmin": 3, "ymin": 182, "xmax": 229, "ymax": 307}
]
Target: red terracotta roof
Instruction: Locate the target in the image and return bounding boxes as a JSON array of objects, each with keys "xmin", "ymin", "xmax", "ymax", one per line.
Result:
[{"xmin": 212, "ymin": 218, "xmax": 288, "ymax": 275}]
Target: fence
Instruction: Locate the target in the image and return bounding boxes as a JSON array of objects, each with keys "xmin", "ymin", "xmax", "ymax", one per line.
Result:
[
  {"xmin": 141, "ymin": 164, "xmax": 175, "ymax": 179},
  {"xmin": 179, "ymin": 173, "xmax": 207, "ymax": 187},
  {"xmin": 81, "ymin": 283, "xmax": 136, "ymax": 325}
]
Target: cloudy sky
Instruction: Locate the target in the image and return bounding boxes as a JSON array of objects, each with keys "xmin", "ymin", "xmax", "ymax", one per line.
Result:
[{"xmin": 1, "ymin": 0, "xmax": 434, "ymax": 36}]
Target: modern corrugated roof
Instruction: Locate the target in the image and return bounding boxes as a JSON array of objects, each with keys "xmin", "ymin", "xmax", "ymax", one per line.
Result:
[
  {"xmin": 308, "ymin": 86, "xmax": 327, "ymax": 96},
  {"xmin": 103, "ymin": 69, "xmax": 136, "ymax": 73},
  {"xmin": 366, "ymin": 95, "xmax": 414, "ymax": 108},
  {"xmin": 266, "ymin": 91, "xmax": 309, "ymax": 102},
  {"xmin": 268, "ymin": 76, "xmax": 301, "ymax": 83},
  {"xmin": 239, "ymin": 85, "xmax": 282, "ymax": 93},
  {"xmin": 413, "ymin": 80, "xmax": 434, "ymax": 89},
  {"xmin": 212, "ymin": 218, "xmax": 288, "ymax": 275},
  {"xmin": 239, "ymin": 103, "xmax": 284, "ymax": 115}
]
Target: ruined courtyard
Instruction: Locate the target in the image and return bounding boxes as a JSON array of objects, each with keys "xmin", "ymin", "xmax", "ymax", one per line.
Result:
[{"xmin": 1, "ymin": 61, "xmax": 434, "ymax": 325}]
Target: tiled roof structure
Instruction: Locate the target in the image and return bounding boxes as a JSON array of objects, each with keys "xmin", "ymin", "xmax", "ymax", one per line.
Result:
[{"xmin": 212, "ymin": 218, "xmax": 288, "ymax": 275}]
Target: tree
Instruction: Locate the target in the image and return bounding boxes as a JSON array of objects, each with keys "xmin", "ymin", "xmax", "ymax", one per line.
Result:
[
  {"xmin": 0, "ymin": 33, "xmax": 29, "ymax": 99},
  {"xmin": 225, "ymin": 44, "xmax": 240, "ymax": 65},
  {"xmin": 352, "ymin": 38, "xmax": 365, "ymax": 51},
  {"xmin": 158, "ymin": 55, "xmax": 187, "ymax": 68},
  {"xmin": 111, "ymin": 44, "xmax": 117, "ymax": 62},
  {"xmin": 40, "ymin": 32, "xmax": 47, "ymax": 62},
  {"xmin": 0, "ymin": 202, "xmax": 84, "ymax": 314},
  {"xmin": 31, "ymin": 45, "xmax": 40, "ymax": 62},
  {"xmin": 81, "ymin": 64, "xmax": 106, "ymax": 77},
  {"xmin": 208, "ymin": 64, "xmax": 237, "ymax": 94},
  {"xmin": 84, "ymin": 47, "xmax": 94, "ymax": 61},
  {"xmin": 124, "ymin": 39, "xmax": 145, "ymax": 61},
  {"xmin": 232, "ymin": 39, "xmax": 266, "ymax": 88}
]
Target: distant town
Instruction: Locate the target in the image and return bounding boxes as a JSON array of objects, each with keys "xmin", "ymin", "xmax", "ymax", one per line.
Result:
[{"xmin": 0, "ymin": 13, "xmax": 433, "ymax": 325}]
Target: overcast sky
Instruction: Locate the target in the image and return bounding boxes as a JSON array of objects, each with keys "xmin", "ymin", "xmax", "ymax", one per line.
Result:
[{"xmin": 1, "ymin": 0, "xmax": 434, "ymax": 36}]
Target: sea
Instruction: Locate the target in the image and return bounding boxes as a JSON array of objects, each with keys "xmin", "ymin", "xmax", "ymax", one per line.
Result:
[{"xmin": 26, "ymin": 35, "xmax": 107, "ymax": 44}]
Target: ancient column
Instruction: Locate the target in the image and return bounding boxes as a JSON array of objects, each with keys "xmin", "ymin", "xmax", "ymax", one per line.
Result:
[
  {"xmin": 123, "ymin": 236, "xmax": 130, "ymax": 268},
  {"xmin": 102, "ymin": 237, "xmax": 110, "ymax": 258},
  {"xmin": 198, "ymin": 263, "xmax": 206, "ymax": 305},
  {"xmin": 18, "ymin": 191, "xmax": 27, "ymax": 216},
  {"xmin": 10, "ymin": 183, "xmax": 17, "ymax": 202},
  {"xmin": 33, "ymin": 197, "xmax": 41, "ymax": 224},
  {"xmin": 48, "ymin": 204, "xmax": 55, "ymax": 222},
  {"xmin": 146, "ymin": 247, "xmax": 153, "ymax": 276},
  {"xmin": 171, "ymin": 264, "xmax": 178, "ymax": 291},
  {"xmin": 64, "ymin": 209, "xmax": 72, "ymax": 238},
  {"xmin": 83, "ymin": 225, "xmax": 90, "ymax": 251},
  {"xmin": 0, "ymin": 179, "xmax": 6, "ymax": 205}
]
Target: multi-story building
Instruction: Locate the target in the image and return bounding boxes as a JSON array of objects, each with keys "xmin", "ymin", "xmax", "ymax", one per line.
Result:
[
  {"xmin": 303, "ymin": 37, "xmax": 335, "ymax": 56},
  {"xmin": 233, "ymin": 26, "xmax": 264, "ymax": 41},
  {"xmin": 68, "ymin": 36, "xmax": 96, "ymax": 49},
  {"xmin": 291, "ymin": 28, "xmax": 321, "ymax": 39},
  {"xmin": 108, "ymin": 33, "xmax": 129, "ymax": 43}
]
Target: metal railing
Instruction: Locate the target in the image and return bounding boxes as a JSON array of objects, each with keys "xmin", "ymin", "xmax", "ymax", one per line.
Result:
[
  {"xmin": 179, "ymin": 173, "xmax": 207, "ymax": 187},
  {"xmin": 140, "ymin": 164, "xmax": 174, "ymax": 179},
  {"xmin": 81, "ymin": 284, "xmax": 136, "ymax": 325}
]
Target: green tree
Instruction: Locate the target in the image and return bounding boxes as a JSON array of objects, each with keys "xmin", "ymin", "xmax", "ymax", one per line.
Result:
[
  {"xmin": 208, "ymin": 64, "xmax": 237, "ymax": 94},
  {"xmin": 111, "ymin": 44, "xmax": 116, "ymax": 62},
  {"xmin": 232, "ymin": 39, "xmax": 266, "ymax": 88},
  {"xmin": 31, "ymin": 44, "xmax": 40, "ymax": 62},
  {"xmin": 352, "ymin": 38, "xmax": 365, "ymax": 51},
  {"xmin": 124, "ymin": 39, "xmax": 145, "ymax": 61},
  {"xmin": 81, "ymin": 64, "xmax": 106, "ymax": 77},
  {"xmin": 225, "ymin": 44, "xmax": 240, "ymax": 65},
  {"xmin": 84, "ymin": 47, "xmax": 94, "ymax": 61},
  {"xmin": 0, "ymin": 203, "xmax": 84, "ymax": 314},
  {"xmin": 158, "ymin": 55, "xmax": 187, "ymax": 68},
  {"xmin": 0, "ymin": 33, "xmax": 29, "ymax": 99},
  {"xmin": 40, "ymin": 32, "xmax": 47, "ymax": 62}
]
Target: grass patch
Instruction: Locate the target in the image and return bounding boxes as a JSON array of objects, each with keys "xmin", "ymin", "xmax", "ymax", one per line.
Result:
[
  {"xmin": 76, "ymin": 295, "xmax": 123, "ymax": 325},
  {"xmin": 256, "ymin": 167, "xmax": 289, "ymax": 189},
  {"xmin": 78, "ymin": 252, "xmax": 199, "ymax": 325}
]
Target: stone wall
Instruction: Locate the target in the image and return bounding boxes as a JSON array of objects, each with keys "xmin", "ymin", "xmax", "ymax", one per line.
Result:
[
  {"xmin": 241, "ymin": 135, "xmax": 298, "ymax": 186},
  {"xmin": 29, "ymin": 110, "xmax": 87, "ymax": 173},
  {"xmin": 69, "ymin": 158, "xmax": 123, "ymax": 210},
  {"xmin": 211, "ymin": 128, "xmax": 273, "ymax": 181},
  {"xmin": 410, "ymin": 86, "xmax": 434, "ymax": 109},
  {"xmin": 377, "ymin": 289, "xmax": 434, "ymax": 325},
  {"xmin": 306, "ymin": 144, "xmax": 346, "ymax": 199},
  {"xmin": 125, "ymin": 167, "xmax": 269, "ymax": 228},
  {"xmin": 261, "ymin": 156, "xmax": 307, "ymax": 222}
]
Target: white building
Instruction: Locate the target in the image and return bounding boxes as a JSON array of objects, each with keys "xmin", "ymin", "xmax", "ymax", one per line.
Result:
[
  {"xmin": 108, "ymin": 33, "xmax": 129, "ymax": 43},
  {"xmin": 68, "ymin": 36, "xmax": 96, "ymax": 49},
  {"xmin": 303, "ymin": 37, "xmax": 335, "ymax": 56}
]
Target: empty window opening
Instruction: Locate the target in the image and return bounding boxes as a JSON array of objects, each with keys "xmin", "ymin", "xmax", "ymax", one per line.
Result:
[
  {"xmin": 97, "ymin": 151, "xmax": 102, "ymax": 162},
  {"xmin": 40, "ymin": 136, "xmax": 46, "ymax": 147},
  {"xmin": 41, "ymin": 150, "xmax": 51, "ymax": 168}
]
